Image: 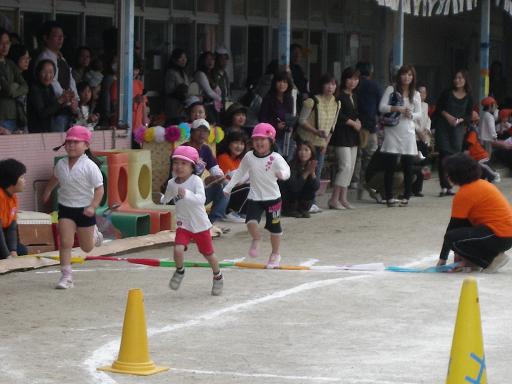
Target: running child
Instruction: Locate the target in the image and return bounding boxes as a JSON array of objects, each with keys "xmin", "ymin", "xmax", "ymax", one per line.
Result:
[
  {"xmin": 437, "ymin": 153, "xmax": 512, "ymax": 272},
  {"xmin": 161, "ymin": 145, "xmax": 223, "ymax": 296},
  {"xmin": 43, "ymin": 125, "xmax": 104, "ymax": 289},
  {"xmin": 223, "ymin": 123, "xmax": 290, "ymax": 268}
]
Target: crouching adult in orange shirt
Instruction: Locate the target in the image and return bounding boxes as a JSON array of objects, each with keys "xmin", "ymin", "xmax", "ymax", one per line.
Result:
[
  {"xmin": 0, "ymin": 159, "xmax": 26, "ymax": 259},
  {"xmin": 437, "ymin": 153, "xmax": 512, "ymax": 272}
]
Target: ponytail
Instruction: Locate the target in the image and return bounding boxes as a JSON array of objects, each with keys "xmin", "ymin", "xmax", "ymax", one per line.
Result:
[{"xmin": 85, "ymin": 148, "xmax": 103, "ymax": 168}]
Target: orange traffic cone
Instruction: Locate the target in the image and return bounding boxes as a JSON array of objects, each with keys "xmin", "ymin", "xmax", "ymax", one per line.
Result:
[
  {"xmin": 98, "ymin": 288, "xmax": 169, "ymax": 376},
  {"xmin": 446, "ymin": 277, "xmax": 487, "ymax": 383}
]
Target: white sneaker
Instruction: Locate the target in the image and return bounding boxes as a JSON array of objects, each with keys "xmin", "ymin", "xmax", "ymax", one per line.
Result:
[
  {"xmin": 169, "ymin": 270, "xmax": 185, "ymax": 290},
  {"xmin": 211, "ymin": 275, "xmax": 224, "ymax": 296},
  {"xmin": 55, "ymin": 275, "xmax": 74, "ymax": 289},
  {"xmin": 483, "ymin": 252, "xmax": 510, "ymax": 273},
  {"xmin": 266, "ymin": 253, "xmax": 281, "ymax": 269},
  {"xmin": 93, "ymin": 225, "xmax": 103, "ymax": 247},
  {"xmin": 221, "ymin": 212, "xmax": 246, "ymax": 223},
  {"xmin": 309, "ymin": 204, "xmax": 322, "ymax": 214},
  {"xmin": 494, "ymin": 173, "xmax": 501, "ymax": 183}
]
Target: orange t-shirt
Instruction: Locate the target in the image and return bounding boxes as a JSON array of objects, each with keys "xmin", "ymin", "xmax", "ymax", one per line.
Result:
[
  {"xmin": 0, "ymin": 188, "xmax": 18, "ymax": 229},
  {"xmin": 217, "ymin": 153, "xmax": 241, "ymax": 179},
  {"xmin": 466, "ymin": 131, "xmax": 488, "ymax": 161},
  {"xmin": 452, "ymin": 179, "xmax": 512, "ymax": 237}
]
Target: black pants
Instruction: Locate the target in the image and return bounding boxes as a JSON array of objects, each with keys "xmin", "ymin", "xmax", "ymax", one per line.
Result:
[
  {"xmin": 411, "ymin": 165, "xmax": 424, "ymax": 194},
  {"xmin": 281, "ymin": 179, "xmax": 318, "ymax": 213},
  {"xmin": 0, "ymin": 221, "xmax": 17, "ymax": 259},
  {"xmin": 382, "ymin": 153, "xmax": 414, "ymax": 200},
  {"xmin": 227, "ymin": 184, "xmax": 249, "ymax": 214},
  {"xmin": 493, "ymin": 148, "xmax": 512, "ymax": 170},
  {"xmin": 445, "ymin": 225, "xmax": 512, "ymax": 268},
  {"xmin": 438, "ymin": 151, "xmax": 454, "ymax": 189}
]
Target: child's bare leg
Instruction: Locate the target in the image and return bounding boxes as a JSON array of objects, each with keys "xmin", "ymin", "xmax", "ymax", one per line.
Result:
[
  {"xmin": 77, "ymin": 226, "xmax": 95, "ymax": 253},
  {"xmin": 247, "ymin": 221, "xmax": 261, "ymax": 258},
  {"xmin": 204, "ymin": 253, "xmax": 220, "ymax": 275},
  {"xmin": 270, "ymin": 233, "xmax": 281, "ymax": 255},
  {"xmin": 56, "ymin": 219, "xmax": 76, "ymax": 288},
  {"xmin": 174, "ymin": 245, "xmax": 185, "ymax": 269},
  {"xmin": 169, "ymin": 245, "xmax": 186, "ymax": 290}
]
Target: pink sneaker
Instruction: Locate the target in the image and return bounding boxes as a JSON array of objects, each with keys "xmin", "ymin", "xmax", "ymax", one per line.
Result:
[
  {"xmin": 266, "ymin": 253, "xmax": 281, "ymax": 269},
  {"xmin": 248, "ymin": 239, "xmax": 260, "ymax": 258}
]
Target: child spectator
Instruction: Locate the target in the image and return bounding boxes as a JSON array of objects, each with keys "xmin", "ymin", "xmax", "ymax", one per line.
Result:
[
  {"xmin": 464, "ymin": 111, "xmax": 500, "ymax": 182},
  {"xmin": 217, "ymin": 131, "xmax": 249, "ymax": 215},
  {"xmin": 161, "ymin": 145, "xmax": 223, "ymax": 296},
  {"xmin": 437, "ymin": 153, "xmax": 512, "ymax": 272},
  {"xmin": 83, "ymin": 57, "xmax": 104, "ymax": 104},
  {"xmin": 184, "ymin": 96, "xmax": 207, "ymax": 122},
  {"xmin": 479, "ymin": 96, "xmax": 498, "ymax": 154},
  {"xmin": 75, "ymin": 82, "xmax": 99, "ymax": 130},
  {"xmin": 280, "ymin": 141, "xmax": 319, "ymax": 218},
  {"xmin": 0, "ymin": 159, "xmax": 26, "ymax": 259},
  {"xmin": 223, "ymin": 123, "xmax": 290, "ymax": 268},
  {"xmin": 222, "ymin": 102, "xmax": 247, "ymax": 135},
  {"xmin": 42, "ymin": 126, "xmax": 104, "ymax": 289}
]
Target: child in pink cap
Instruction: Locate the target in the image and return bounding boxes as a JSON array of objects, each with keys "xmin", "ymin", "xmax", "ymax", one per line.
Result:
[
  {"xmin": 42, "ymin": 125, "xmax": 104, "ymax": 289},
  {"xmin": 223, "ymin": 123, "xmax": 290, "ymax": 268},
  {"xmin": 161, "ymin": 145, "xmax": 223, "ymax": 295}
]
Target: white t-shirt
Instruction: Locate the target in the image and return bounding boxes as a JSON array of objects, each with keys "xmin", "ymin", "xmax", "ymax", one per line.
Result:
[
  {"xmin": 479, "ymin": 110, "xmax": 497, "ymax": 142},
  {"xmin": 54, "ymin": 154, "xmax": 103, "ymax": 208},
  {"xmin": 223, "ymin": 151, "xmax": 290, "ymax": 201},
  {"xmin": 161, "ymin": 174, "xmax": 212, "ymax": 233}
]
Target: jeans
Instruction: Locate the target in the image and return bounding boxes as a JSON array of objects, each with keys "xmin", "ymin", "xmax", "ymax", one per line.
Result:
[
  {"xmin": 205, "ymin": 182, "xmax": 229, "ymax": 223},
  {"xmin": 276, "ymin": 135, "xmax": 296, "ymax": 162},
  {"xmin": 0, "ymin": 119, "xmax": 17, "ymax": 132}
]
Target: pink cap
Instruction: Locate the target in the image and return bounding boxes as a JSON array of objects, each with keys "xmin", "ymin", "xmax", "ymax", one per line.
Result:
[
  {"xmin": 251, "ymin": 123, "xmax": 276, "ymax": 141},
  {"xmin": 172, "ymin": 145, "xmax": 199, "ymax": 164},
  {"xmin": 66, "ymin": 125, "xmax": 92, "ymax": 144}
]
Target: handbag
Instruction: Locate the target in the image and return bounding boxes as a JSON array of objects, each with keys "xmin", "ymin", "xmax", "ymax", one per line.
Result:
[{"xmin": 381, "ymin": 88, "xmax": 403, "ymax": 127}]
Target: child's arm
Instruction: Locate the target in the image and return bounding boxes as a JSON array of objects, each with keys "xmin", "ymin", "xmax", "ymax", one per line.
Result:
[
  {"xmin": 182, "ymin": 176, "xmax": 206, "ymax": 205},
  {"xmin": 161, "ymin": 179, "xmax": 179, "ymax": 204},
  {"xmin": 273, "ymin": 155, "xmax": 291, "ymax": 181},
  {"xmin": 84, "ymin": 186, "xmax": 104, "ymax": 217},
  {"xmin": 224, "ymin": 155, "xmax": 250, "ymax": 195},
  {"xmin": 42, "ymin": 175, "xmax": 59, "ymax": 204}
]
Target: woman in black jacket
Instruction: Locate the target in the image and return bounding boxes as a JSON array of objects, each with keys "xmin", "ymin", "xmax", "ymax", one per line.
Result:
[{"xmin": 27, "ymin": 59, "xmax": 75, "ymax": 133}]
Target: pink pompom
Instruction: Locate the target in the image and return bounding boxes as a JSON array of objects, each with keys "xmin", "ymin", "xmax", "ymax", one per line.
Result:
[
  {"xmin": 133, "ymin": 126, "xmax": 146, "ymax": 144},
  {"xmin": 165, "ymin": 125, "xmax": 181, "ymax": 142}
]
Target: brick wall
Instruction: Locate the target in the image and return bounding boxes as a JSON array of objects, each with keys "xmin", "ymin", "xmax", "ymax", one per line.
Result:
[{"xmin": 0, "ymin": 131, "xmax": 130, "ymax": 211}]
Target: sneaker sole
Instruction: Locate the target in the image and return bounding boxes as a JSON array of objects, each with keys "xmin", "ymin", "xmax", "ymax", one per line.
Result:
[{"xmin": 483, "ymin": 254, "xmax": 510, "ymax": 273}]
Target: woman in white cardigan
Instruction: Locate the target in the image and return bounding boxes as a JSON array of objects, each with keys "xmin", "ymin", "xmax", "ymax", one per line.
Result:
[{"xmin": 378, "ymin": 65, "xmax": 422, "ymax": 207}]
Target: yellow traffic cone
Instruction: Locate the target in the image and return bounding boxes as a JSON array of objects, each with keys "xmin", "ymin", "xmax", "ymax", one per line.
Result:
[
  {"xmin": 446, "ymin": 277, "xmax": 487, "ymax": 384},
  {"xmin": 98, "ymin": 288, "xmax": 169, "ymax": 376}
]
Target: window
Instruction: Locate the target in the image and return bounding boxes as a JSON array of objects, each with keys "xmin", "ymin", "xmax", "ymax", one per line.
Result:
[
  {"xmin": 291, "ymin": 0, "xmax": 308, "ymax": 20},
  {"xmin": 327, "ymin": 0, "xmax": 343, "ymax": 22},
  {"xmin": 231, "ymin": 26, "xmax": 247, "ymax": 89},
  {"xmin": 174, "ymin": 23, "xmax": 194, "ymax": 67},
  {"xmin": 247, "ymin": 0, "xmax": 268, "ymax": 17},
  {"xmin": 197, "ymin": 23, "xmax": 220, "ymax": 53},
  {"xmin": 232, "ymin": 0, "xmax": 245, "ymax": 15},
  {"xmin": 197, "ymin": 0, "xmax": 220, "ymax": 13},
  {"xmin": 173, "ymin": 0, "xmax": 193, "ymax": 11},
  {"xmin": 327, "ymin": 33, "xmax": 342, "ymax": 81},
  {"xmin": 145, "ymin": 0, "xmax": 170, "ymax": 7},
  {"xmin": 86, "ymin": 16, "xmax": 113, "ymax": 54}
]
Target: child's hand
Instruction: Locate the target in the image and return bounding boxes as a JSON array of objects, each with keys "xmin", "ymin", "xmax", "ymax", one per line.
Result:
[
  {"xmin": 436, "ymin": 259, "xmax": 447, "ymax": 267},
  {"xmin": 177, "ymin": 187, "xmax": 186, "ymax": 198},
  {"xmin": 83, "ymin": 206, "xmax": 96, "ymax": 217}
]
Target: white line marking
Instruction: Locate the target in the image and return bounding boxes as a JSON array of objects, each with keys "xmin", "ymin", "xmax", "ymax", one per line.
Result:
[
  {"xmin": 299, "ymin": 258, "xmax": 319, "ymax": 267},
  {"xmin": 35, "ymin": 267, "xmax": 148, "ymax": 274},
  {"xmin": 172, "ymin": 368, "xmax": 417, "ymax": 384},
  {"xmin": 83, "ymin": 255, "xmax": 437, "ymax": 384}
]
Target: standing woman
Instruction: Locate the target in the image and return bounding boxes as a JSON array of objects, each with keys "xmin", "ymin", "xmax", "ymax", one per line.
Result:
[
  {"xmin": 433, "ymin": 70, "xmax": 474, "ymax": 196},
  {"xmin": 194, "ymin": 51, "xmax": 222, "ymax": 123},
  {"xmin": 7, "ymin": 44, "xmax": 31, "ymax": 132},
  {"xmin": 296, "ymin": 73, "xmax": 341, "ymax": 213},
  {"xmin": 258, "ymin": 71, "xmax": 294, "ymax": 159},
  {"xmin": 164, "ymin": 48, "xmax": 190, "ymax": 124},
  {"xmin": 328, "ymin": 67, "xmax": 361, "ymax": 210},
  {"xmin": 379, "ymin": 65, "xmax": 422, "ymax": 207}
]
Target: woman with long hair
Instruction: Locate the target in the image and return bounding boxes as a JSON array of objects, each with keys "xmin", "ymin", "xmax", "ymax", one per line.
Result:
[
  {"xmin": 258, "ymin": 71, "xmax": 295, "ymax": 159},
  {"xmin": 328, "ymin": 67, "xmax": 361, "ymax": 210},
  {"xmin": 378, "ymin": 65, "xmax": 422, "ymax": 207},
  {"xmin": 164, "ymin": 48, "xmax": 190, "ymax": 123},
  {"xmin": 195, "ymin": 51, "xmax": 222, "ymax": 123},
  {"xmin": 433, "ymin": 69, "xmax": 474, "ymax": 196}
]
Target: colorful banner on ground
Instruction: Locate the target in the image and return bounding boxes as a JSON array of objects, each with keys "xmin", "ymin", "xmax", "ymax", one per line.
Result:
[{"xmin": 375, "ymin": 0, "xmax": 511, "ymax": 16}]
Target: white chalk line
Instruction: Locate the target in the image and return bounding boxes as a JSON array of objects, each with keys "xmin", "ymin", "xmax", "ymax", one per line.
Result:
[
  {"xmin": 35, "ymin": 266, "xmax": 148, "ymax": 274},
  {"xmin": 172, "ymin": 368, "xmax": 417, "ymax": 384},
  {"xmin": 83, "ymin": 255, "xmax": 437, "ymax": 384}
]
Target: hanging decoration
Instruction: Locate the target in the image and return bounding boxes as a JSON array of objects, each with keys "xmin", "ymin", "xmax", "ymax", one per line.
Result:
[{"xmin": 133, "ymin": 122, "xmax": 224, "ymax": 145}]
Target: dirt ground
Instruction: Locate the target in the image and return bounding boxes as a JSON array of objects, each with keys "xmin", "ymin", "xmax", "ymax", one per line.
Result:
[{"xmin": 1, "ymin": 176, "xmax": 512, "ymax": 384}]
